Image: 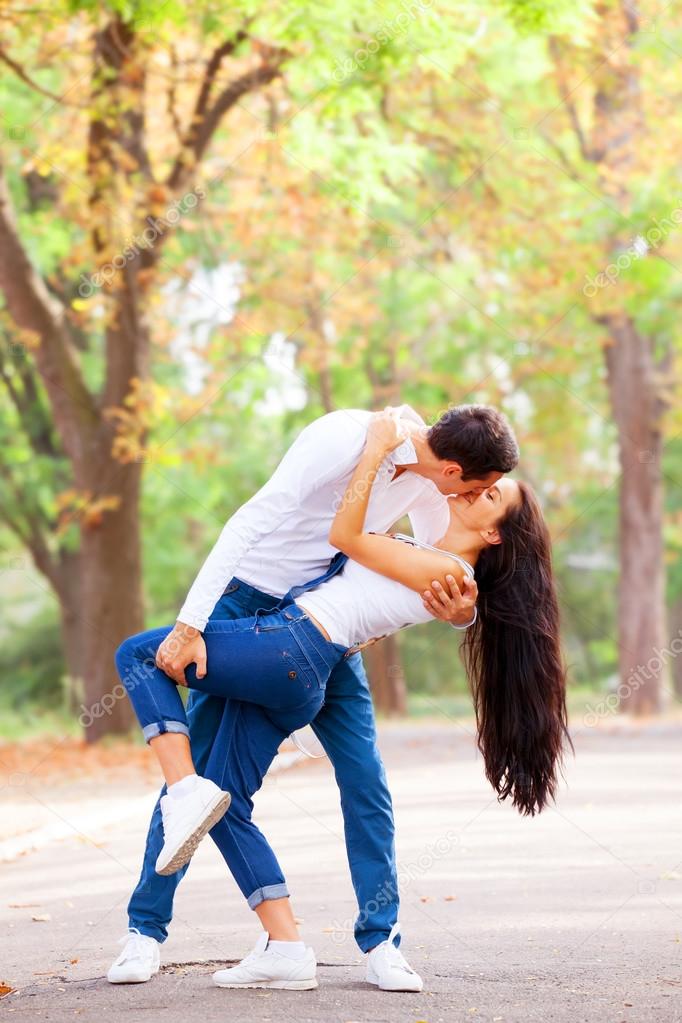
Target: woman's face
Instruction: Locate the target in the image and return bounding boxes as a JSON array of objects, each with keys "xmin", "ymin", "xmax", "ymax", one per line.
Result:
[{"xmin": 448, "ymin": 477, "xmax": 521, "ymax": 543}]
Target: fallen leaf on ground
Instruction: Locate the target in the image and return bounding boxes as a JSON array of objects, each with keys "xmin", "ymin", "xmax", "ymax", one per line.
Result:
[{"xmin": 0, "ymin": 984, "xmax": 13, "ymax": 997}]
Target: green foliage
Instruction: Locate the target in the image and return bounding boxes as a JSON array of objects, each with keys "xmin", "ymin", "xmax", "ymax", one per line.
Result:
[
  {"xmin": 0, "ymin": 0, "xmax": 680, "ymax": 733},
  {"xmin": 499, "ymin": 0, "xmax": 595, "ymax": 36},
  {"xmin": 0, "ymin": 608, "xmax": 65, "ymax": 709}
]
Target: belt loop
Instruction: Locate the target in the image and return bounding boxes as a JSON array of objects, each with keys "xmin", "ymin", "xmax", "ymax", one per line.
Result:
[{"xmin": 344, "ymin": 634, "xmax": 387, "ymax": 658}]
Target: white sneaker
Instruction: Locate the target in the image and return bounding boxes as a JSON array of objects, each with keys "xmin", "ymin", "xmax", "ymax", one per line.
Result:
[
  {"xmin": 212, "ymin": 932, "xmax": 318, "ymax": 990},
  {"xmin": 107, "ymin": 928, "xmax": 161, "ymax": 984},
  {"xmin": 155, "ymin": 776, "xmax": 231, "ymax": 876},
  {"xmin": 366, "ymin": 922, "xmax": 423, "ymax": 992}
]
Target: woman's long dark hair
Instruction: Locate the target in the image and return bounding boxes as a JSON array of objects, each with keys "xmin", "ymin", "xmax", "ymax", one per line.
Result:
[{"xmin": 462, "ymin": 481, "xmax": 573, "ymax": 816}]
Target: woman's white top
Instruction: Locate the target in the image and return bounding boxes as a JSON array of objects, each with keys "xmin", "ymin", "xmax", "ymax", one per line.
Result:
[{"xmin": 295, "ymin": 534, "xmax": 475, "ymax": 649}]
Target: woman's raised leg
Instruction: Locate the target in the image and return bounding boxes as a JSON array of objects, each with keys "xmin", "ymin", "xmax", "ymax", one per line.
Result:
[
  {"xmin": 115, "ymin": 616, "xmax": 324, "ymax": 786},
  {"xmin": 114, "ymin": 615, "xmax": 326, "ymax": 878}
]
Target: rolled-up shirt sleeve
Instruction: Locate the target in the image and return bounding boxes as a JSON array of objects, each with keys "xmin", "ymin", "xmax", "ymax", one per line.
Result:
[{"xmin": 177, "ymin": 411, "xmax": 368, "ymax": 630}]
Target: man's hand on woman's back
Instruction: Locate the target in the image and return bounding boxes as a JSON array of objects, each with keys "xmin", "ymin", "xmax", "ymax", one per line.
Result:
[{"xmin": 422, "ymin": 574, "xmax": 478, "ymax": 628}]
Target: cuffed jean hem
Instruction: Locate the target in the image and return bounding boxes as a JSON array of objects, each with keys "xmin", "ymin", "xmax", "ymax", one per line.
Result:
[
  {"xmin": 142, "ymin": 720, "xmax": 190, "ymax": 744},
  {"xmin": 246, "ymin": 883, "xmax": 290, "ymax": 909},
  {"xmin": 128, "ymin": 921, "xmax": 168, "ymax": 944},
  {"xmin": 356, "ymin": 928, "xmax": 395, "ymax": 954}
]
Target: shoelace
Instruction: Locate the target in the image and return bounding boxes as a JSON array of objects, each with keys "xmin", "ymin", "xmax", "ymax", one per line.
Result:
[
  {"xmin": 375, "ymin": 923, "xmax": 416, "ymax": 975},
  {"xmin": 290, "ymin": 730, "xmax": 327, "ymax": 759},
  {"xmin": 117, "ymin": 928, "xmax": 152, "ymax": 963},
  {"xmin": 236, "ymin": 941, "xmax": 269, "ymax": 968},
  {"xmin": 383, "ymin": 942, "xmax": 415, "ymax": 974}
]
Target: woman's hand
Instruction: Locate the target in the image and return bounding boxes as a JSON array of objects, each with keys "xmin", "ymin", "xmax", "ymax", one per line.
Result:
[{"xmin": 366, "ymin": 408, "xmax": 409, "ymax": 458}]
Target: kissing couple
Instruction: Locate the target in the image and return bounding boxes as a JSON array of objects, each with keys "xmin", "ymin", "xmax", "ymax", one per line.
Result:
[{"xmin": 109, "ymin": 402, "xmax": 570, "ymax": 992}]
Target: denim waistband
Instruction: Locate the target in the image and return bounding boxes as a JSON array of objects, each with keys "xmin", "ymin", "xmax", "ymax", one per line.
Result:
[
  {"xmin": 222, "ymin": 578, "xmax": 281, "ymax": 608},
  {"xmin": 279, "ymin": 604, "xmax": 348, "ymax": 673}
]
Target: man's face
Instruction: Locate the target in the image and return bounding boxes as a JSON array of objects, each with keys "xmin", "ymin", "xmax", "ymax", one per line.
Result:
[{"xmin": 424, "ymin": 464, "xmax": 503, "ymax": 497}]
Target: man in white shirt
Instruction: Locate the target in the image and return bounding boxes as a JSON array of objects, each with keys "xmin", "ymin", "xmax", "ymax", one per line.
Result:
[{"xmin": 110, "ymin": 404, "xmax": 518, "ymax": 991}]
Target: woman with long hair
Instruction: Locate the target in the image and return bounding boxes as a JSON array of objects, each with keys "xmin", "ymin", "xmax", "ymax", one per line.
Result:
[{"xmin": 114, "ymin": 409, "xmax": 571, "ymax": 991}]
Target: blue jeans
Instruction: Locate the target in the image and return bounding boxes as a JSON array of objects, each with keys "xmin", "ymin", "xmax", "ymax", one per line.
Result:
[
  {"xmin": 116, "ymin": 603, "xmax": 345, "ymax": 909},
  {"xmin": 117, "ymin": 605, "xmax": 345, "ymax": 745},
  {"xmin": 125, "ymin": 578, "xmax": 400, "ymax": 952}
]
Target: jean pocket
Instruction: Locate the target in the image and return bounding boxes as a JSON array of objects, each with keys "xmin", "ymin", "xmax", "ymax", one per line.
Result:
[{"xmin": 282, "ymin": 642, "xmax": 324, "ymax": 691}]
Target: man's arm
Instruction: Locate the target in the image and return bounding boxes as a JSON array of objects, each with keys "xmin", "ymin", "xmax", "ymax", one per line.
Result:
[
  {"xmin": 179, "ymin": 411, "xmax": 370, "ymax": 629},
  {"xmin": 156, "ymin": 411, "xmax": 369, "ymax": 683}
]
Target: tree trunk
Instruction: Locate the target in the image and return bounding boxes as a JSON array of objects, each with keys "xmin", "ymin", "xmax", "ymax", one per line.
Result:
[
  {"xmin": 54, "ymin": 550, "xmax": 85, "ymax": 712},
  {"xmin": 78, "ymin": 452, "xmax": 143, "ymax": 741},
  {"xmin": 669, "ymin": 598, "xmax": 682, "ymax": 700},
  {"xmin": 0, "ymin": 19, "xmax": 288, "ymax": 743},
  {"xmin": 364, "ymin": 635, "xmax": 407, "ymax": 716},
  {"xmin": 586, "ymin": 3, "xmax": 669, "ymax": 713},
  {"xmin": 603, "ymin": 316, "xmax": 665, "ymax": 713}
]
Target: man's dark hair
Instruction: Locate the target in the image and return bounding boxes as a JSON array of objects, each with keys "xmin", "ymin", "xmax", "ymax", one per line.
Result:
[{"xmin": 427, "ymin": 404, "xmax": 519, "ymax": 481}]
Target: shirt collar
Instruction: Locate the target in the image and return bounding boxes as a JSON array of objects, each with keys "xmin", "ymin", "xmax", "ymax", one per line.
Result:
[{"xmin": 386, "ymin": 404, "xmax": 425, "ymax": 467}]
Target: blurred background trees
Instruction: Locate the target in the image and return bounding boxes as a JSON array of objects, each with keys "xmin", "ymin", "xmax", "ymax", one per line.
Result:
[{"xmin": 0, "ymin": 0, "xmax": 680, "ymax": 739}]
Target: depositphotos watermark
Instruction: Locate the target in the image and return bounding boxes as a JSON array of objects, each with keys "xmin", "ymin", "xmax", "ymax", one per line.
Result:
[
  {"xmin": 78, "ymin": 652, "xmax": 156, "ymax": 730},
  {"xmin": 78, "ymin": 185, "xmax": 206, "ymax": 296},
  {"xmin": 78, "ymin": 623, "xmax": 196, "ymax": 729},
  {"xmin": 583, "ymin": 630, "xmax": 682, "ymax": 726},
  {"xmin": 583, "ymin": 201, "xmax": 682, "ymax": 296},
  {"xmin": 328, "ymin": 828, "xmax": 459, "ymax": 943},
  {"xmin": 330, "ymin": 0, "xmax": 434, "ymax": 83}
]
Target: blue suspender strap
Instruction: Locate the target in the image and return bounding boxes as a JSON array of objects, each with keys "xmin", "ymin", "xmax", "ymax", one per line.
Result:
[
  {"xmin": 275, "ymin": 551, "xmax": 385, "ymax": 659},
  {"xmin": 278, "ymin": 551, "xmax": 349, "ymax": 608}
]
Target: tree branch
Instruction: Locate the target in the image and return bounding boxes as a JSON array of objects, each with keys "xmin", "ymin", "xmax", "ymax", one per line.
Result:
[
  {"xmin": 88, "ymin": 17, "xmax": 152, "ymax": 252},
  {"xmin": 0, "ymin": 44, "xmax": 85, "ymax": 107},
  {"xmin": 0, "ymin": 460, "xmax": 60, "ymax": 585},
  {"xmin": 167, "ymin": 45, "xmax": 184, "ymax": 144},
  {"xmin": 0, "ymin": 160, "xmax": 98, "ymax": 464},
  {"xmin": 536, "ymin": 125, "xmax": 582, "ymax": 179},
  {"xmin": 548, "ymin": 38, "xmax": 595, "ymax": 163},
  {"xmin": 0, "ymin": 331, "xmax": 61, "ymax": 457},
  {"xmin": 194, "ymin": 35, "xmax": 249, "ymax": 125},
  {"xmin": 166, "ymin": 40, "xmax": 288, "ymax": 191}
]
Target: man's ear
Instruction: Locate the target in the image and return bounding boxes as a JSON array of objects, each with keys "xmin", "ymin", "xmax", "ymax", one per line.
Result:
[
  {"xmin": 482, "ymin": 527, "xmax": 502, "ymax": 546},
  {"xmin": 442, "ymin": 461, "xmax": 462, "ymax": 478}
]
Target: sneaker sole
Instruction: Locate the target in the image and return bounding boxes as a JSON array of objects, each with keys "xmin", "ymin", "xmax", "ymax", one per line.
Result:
[
  {"xmin": 212, "ymin": 978, "xmax": 318, "ymax": 990},
  {"xmin": 107, "ymin": 961, "xmax": 160, "ymax": 984},
  {"xmin": 156, "ymin": 791, "xmax": 231, "ymax": 876},
  {"xmin": 366, "ymin": 971, "xmax": 423, "ymax": 992},
  {"xmin": 107, "ymin": 968, "xmax": 159, "ymax": 985}
]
